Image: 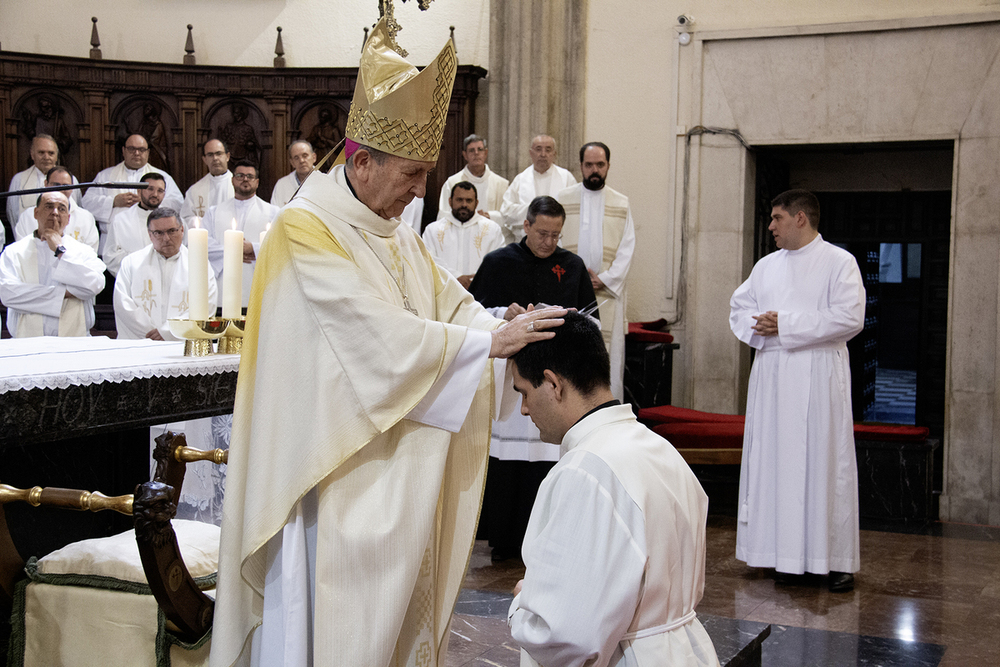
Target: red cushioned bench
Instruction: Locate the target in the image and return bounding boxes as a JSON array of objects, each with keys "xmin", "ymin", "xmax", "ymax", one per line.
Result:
[{"xmin": 641, "ymin": 405, "xmax": 930, "ymax": 465}]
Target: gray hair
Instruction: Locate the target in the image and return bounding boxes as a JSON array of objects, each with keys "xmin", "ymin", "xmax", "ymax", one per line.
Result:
[
  {"xmin": 146, "ymin": 207, "xmax": 181, "ymax": 227},
  {"xmin": 463, "ymin": 134, "xmax": 486, "ymax": 150}
]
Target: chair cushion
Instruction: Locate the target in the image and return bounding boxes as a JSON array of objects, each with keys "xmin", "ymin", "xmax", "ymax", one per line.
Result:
[
  {"xmin": 627, "ymin": 319, "xmax": 675, "ymax": 343},
  {"xmin": 35, "ymin": 519, "xmax": 220, "ymax": 584},
  {"xmin": 638, "ymin": 405, "xmax": 745, "ymax": 425}
]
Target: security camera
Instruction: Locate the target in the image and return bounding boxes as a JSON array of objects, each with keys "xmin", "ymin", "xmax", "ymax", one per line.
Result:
[{"xmin": 677, "ymin": 15, "xmax": 694, "ymax": 26}]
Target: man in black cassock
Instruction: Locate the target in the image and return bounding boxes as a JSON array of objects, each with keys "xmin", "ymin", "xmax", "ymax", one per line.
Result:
[{"xmin": 470, "ymin": 195, "xmax": 598, "ymax": 561}]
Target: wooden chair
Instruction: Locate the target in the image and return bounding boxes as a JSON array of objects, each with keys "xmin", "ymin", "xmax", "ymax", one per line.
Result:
[{"xmin": 0, "ymin": 432, "xmax": 227, "ymax": 665}]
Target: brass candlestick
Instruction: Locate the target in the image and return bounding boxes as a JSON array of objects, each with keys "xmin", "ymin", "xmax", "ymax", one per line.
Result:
[
  {"xmin": 167, "ymin": 318, "xmax": 229, "ymax": 356},
  {"xmin": 217, "ymin": 317, "xmax": 245, "ymax": 354}
]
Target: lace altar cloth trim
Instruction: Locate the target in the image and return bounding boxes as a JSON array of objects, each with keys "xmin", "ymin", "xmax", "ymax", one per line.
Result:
[{"xmin": 0, "ymin": 336, "xmax": 239, "ymax": 394}]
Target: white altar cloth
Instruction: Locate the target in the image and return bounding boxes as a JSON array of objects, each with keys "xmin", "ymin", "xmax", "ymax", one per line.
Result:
[{"xmin": 0, "ymin": 336, "xmax": 240, "ymax": 394}]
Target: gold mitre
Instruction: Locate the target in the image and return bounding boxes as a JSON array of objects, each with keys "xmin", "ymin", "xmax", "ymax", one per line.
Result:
[{"xmin": 345, "ymin": 17, "xmax": 457, "ymax": 163}]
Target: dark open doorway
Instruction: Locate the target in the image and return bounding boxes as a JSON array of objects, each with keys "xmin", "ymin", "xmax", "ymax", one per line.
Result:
[{"xmin": 752, "ymin": 141, "xmax": 952, "ymax": 446}]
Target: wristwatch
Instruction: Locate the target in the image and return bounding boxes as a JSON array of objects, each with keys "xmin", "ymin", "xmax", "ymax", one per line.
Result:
[{"xmin": 54, "ymin": 245, "xmax": 66, "ymax": 258}]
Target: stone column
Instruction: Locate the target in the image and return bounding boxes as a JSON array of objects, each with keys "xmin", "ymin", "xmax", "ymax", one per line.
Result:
[{"xmin": 488, "ymin": 0, "xmax": 587, "ymax": 180}]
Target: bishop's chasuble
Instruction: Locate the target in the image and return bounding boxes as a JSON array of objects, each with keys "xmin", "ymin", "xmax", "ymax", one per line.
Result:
[
  {"xmin": 210, "ymin": 165, "xmax": 502, "ymax": 667},
  {"xmin": 558, "ymin": 183, "xmax": 636, "ymax": 400}
]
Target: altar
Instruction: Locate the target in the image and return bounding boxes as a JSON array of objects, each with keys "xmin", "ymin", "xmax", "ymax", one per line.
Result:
[{"xmin": 0, "ymin": 336, "xmax": 239, "ymax": 558}]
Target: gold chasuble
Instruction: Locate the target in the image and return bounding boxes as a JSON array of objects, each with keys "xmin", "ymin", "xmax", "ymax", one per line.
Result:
[
  {"xmin": 559, "ymin": 185, "xmax": 629, "ymax": 350},
  {"xmin": 211, "ymin": 18, "xmax": 500, "ymax": 667}
]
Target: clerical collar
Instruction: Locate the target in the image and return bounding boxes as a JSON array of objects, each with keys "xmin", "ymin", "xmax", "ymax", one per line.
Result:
[
  {"xmin": 343, "ymin": 170, "xmax": 359, "ymax": 200},
  {"xmin": 572, "ymin": 400, "xmax": 621, "ymax": 429}
]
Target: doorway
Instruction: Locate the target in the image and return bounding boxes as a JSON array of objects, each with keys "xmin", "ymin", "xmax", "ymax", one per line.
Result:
[{"xmin": 752, "ymin": 141, "xmax": 952, "ymax": 442}]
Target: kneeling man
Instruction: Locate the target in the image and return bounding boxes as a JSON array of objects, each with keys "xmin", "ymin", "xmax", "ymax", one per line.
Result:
[{"xmin": 507, "ymin": 312, "xmax": 720, "ymax": 667}]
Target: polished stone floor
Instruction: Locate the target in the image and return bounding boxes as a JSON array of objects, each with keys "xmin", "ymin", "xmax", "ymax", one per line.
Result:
[{"xmin": 448, "ymin": 516, "xmax": 1000, "ymax": 666}]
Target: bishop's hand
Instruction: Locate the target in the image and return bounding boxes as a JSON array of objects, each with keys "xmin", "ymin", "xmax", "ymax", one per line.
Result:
[{"xmin": 490, "ymin": 306, "xmax": 567, "ymax": 358}]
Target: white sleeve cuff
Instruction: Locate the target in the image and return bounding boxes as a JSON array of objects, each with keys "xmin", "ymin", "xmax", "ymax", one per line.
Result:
[{"xmin": 406, "ymin": 327, "xmax": 492, "ymax": 432}]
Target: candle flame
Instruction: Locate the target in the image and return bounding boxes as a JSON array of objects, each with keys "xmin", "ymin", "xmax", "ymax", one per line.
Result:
[
  {"xmin": 231, "ymin": 218, "xmax": 237, "ymax": 231},
  {"xmin": 193, "ymin": 216, "xmax": 201, "ymax": 229}
]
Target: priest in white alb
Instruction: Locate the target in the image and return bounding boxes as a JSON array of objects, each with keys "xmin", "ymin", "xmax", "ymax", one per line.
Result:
[
  {"xmin": 729, "ymin": 189, "xmax": 865, "ymax": 593},
  {"xmin": 506, "ymin": 313, "xmax": 720, "ymax": 667},
  {"xmin": 179, "ymin": 139, "xmax": 235, "ymax": 229},
  {"xmin": 209, "ymin": 20, "xmax": 566, "ymax": 667},
  {"xmin": 422, "ymin": 181, "xmax": 505, "ymax": 289},
  {"xmin": 436, "ymin": 134, "xmax": 509, "ymax": 224},
  {"xmin": 270, "ymin": 140, "xmax": 316, "ymax": 207},
  {"xmin": 114, "ymin": 206, "xmax": 217, "ymax": 341},
  {"xmin": 14, "ymin": 166, "xmax": 99, "ymax": 253},
  {"xmin": 0, "ymin": 192, "xmax": 106, "ymax": 337},
  {"xmin": 81, "ymin": 133, "xmax": 182, "ymax": 250},
  {"xmin": 204, "ymin": 161, "xmax": 278, "ymax": 309},
  {"xmin": 499, "ymin": 134, "xmax": 576, "ymax": 244},
  {"xmin": 6, "ymin": 134, "xmax": 81, "ymax": 224},
  {"xmin": 557, "ymin": 141, "xmax": 636, "ymax": 400},
  {"xmin": 102, "ymin": 173, "xmax": 167, "ymax": 276}
]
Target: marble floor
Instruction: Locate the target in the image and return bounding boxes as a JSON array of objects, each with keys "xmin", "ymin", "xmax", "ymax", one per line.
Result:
[{"xmin": 448, "ymin": 516, "xmax": 1000, "ymax": 666}]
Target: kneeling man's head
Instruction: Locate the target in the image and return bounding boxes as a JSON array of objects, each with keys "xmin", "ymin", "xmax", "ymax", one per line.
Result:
[{"xmin": 511, "ymin": 312, "xmax": 613, "ymax": 444}]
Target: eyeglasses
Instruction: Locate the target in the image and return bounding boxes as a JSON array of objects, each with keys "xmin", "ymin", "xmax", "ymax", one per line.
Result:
[
  {"xmin": 204, "ymin": 150, "xmax": 227, "ymax": 158},
  {"xmin": 233, "ymin": 173, "xmax": 258, "ymax": 181},
  {"xmin": 124, "ymin": 146, "xmax": 149, "ymax": 154},
  {"xmin": 149, "ymin": 227, "xmax": 183, "ymax": 238},
  {"xmin": 531, "ymin": 230, "xmax": 562, "ymax": 242}
]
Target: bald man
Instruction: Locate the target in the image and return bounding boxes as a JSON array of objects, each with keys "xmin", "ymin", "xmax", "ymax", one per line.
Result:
[
  {"xmin": 81, "ymin": 134, "xmax": 182, "ymax": 251},
  {"xmin": 270, "ymin": 140, "xmax": 317, "ymax": 206},
  {"xmin": 0, "ymin": 192, "xmax": 106, "ymax": 337},
  {"xmin": 499, "ymin": 134, "xmax": 576, "ymax": 244}
]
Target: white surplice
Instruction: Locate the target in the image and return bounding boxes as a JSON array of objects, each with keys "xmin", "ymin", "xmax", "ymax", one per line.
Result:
[
  {"xmin": 6, "ymin": 165, "xmax": 82, "ymax": 224},
  {"xmin": 437, "ymin": 164, "xmax": 510, "ymax": 224},
  {"xmin": 15, "ymin": 200, "xmax": 100, "ymax": 253},
  {"xmin": 0, "ymin": 235, "xmax": 106, "ymax": 337},
  {"xmin": 509, "ymin": 404, "xmax": 720, "ymax": 667},
  {"xmin": 103, "ymin": 203, "xmax": 156, "ymax": 277},
  {"xmin": 558, "ymin": 184, "xmax": 636, "ymax": 400},
  {"xmin": 499, "ymin": 165, "xmax": 576, "ymax": 244},
  {"xmin": 270, "ymin": 171, "xmax": 303, "ymax": 207},
  {"xmin": 180, "ymin": 171, "xmax": 235, "ymax": 228},
  {"xmin": 729, "ymin": 234, "xmax": 865, "ymax": 575},
  {"xmin": 204, "ymin": 195, "xmax": 279, "ymax": 308},
  {"xmin": 421, "ymin": 210, "xmax": 505, "ymax": 279},
  {"xmin": 80, "ymin": 162, "xmax": 183, "ymax": 226},
  {"xmin": 114, "ymin": 244, "xmax": 218, "ymax": 341}
]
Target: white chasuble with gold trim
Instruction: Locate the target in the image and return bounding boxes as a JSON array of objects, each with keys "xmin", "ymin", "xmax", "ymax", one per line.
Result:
[{"xmin": 211, "ymin": 165, "xmax": 503, "ymax": 667}]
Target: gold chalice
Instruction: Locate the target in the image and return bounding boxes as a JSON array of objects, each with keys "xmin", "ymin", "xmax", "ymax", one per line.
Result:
[
  {"xmin": 217, "ymin": 317, "xmax": 246, "ymax": 355},
  {"xmin": 167, "ymin": 318, "xmax": 229, "ymax": 356}
]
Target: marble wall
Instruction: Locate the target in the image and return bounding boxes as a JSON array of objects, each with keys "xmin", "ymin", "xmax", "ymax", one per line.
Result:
[{"xmin": 681, "ymin": 18, "xmax": 1000, "ymax": 523}]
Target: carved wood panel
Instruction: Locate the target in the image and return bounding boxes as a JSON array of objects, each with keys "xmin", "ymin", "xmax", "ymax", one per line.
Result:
[{"xmin": 1, "ymin": 51, "xmax": 485, "ymax": 231}]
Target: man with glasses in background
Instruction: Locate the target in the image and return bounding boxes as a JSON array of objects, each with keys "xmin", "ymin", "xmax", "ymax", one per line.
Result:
[
  {"xmin": 204, "ymin": 161, "xmax": 278, "ymax": 310},
  {"xmin": 82, "ymin": 134, "xmax": 183, "ymax": 252},
  {"xmin": 113, "ymin": 206, "xmax": 217, "ymax": 340},
  {"xmin": 470, "ymin": 195, "xmax": 598, "ymax": 562}
]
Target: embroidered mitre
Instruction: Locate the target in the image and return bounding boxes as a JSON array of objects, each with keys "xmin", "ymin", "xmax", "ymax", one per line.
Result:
[{"xmin": 345, "ymin": 17, "xmax": 457, "ymax": 162}]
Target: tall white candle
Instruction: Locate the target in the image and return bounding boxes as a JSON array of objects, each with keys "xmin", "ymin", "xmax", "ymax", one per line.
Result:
[
  {"xmin": 188, "ymin": 217, "xmax": 210, "ymax": 320},
  {"xmin": 223, "ymin": 219, "xmax": 243, "ymax": 318}
]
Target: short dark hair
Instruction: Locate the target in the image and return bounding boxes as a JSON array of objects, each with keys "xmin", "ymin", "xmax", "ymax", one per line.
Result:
[
  {"xmin": 526, "ymin": 196, "xmax": 565, "ymax": 224},
  {"xmin": 146, "ymin": 206, "xmax": 180, "ymax": 228},
  {"xmin": 463, "ymin": 134, "xmax": 486, "ymax": 150},
  {"xmin": 232, "ymin": 160, "xmax": 258, "ymax": 179},
  {"xmin": 512, "ymin": 311, "xmax": 610, "ymax": 395},
  {"xmin": 45, "ymin": 165, "xmax": 73, "ymax": 182},
  {"xmin": 204, "ymin": 139, "xmax": 228, "ymax": 154},
  {"xmin": 579, "ymin": 141, "xmax": 610, "ymax": 163},
  {"xmin": 772, "ymin": 189, "xmax": 820, "ymax": 229},
  {"xmin": 451, "ymin": 181, "xmax": 478, "ymax": 199},
  {"xmin": 140, "ymin": 172, "xmax": 166, "ymax": 184}
]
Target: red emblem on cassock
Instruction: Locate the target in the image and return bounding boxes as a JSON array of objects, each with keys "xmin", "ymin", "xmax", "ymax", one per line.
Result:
[{"xmin": 551, "ymin": 264, "xmax": 565, "ymax": 282}]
